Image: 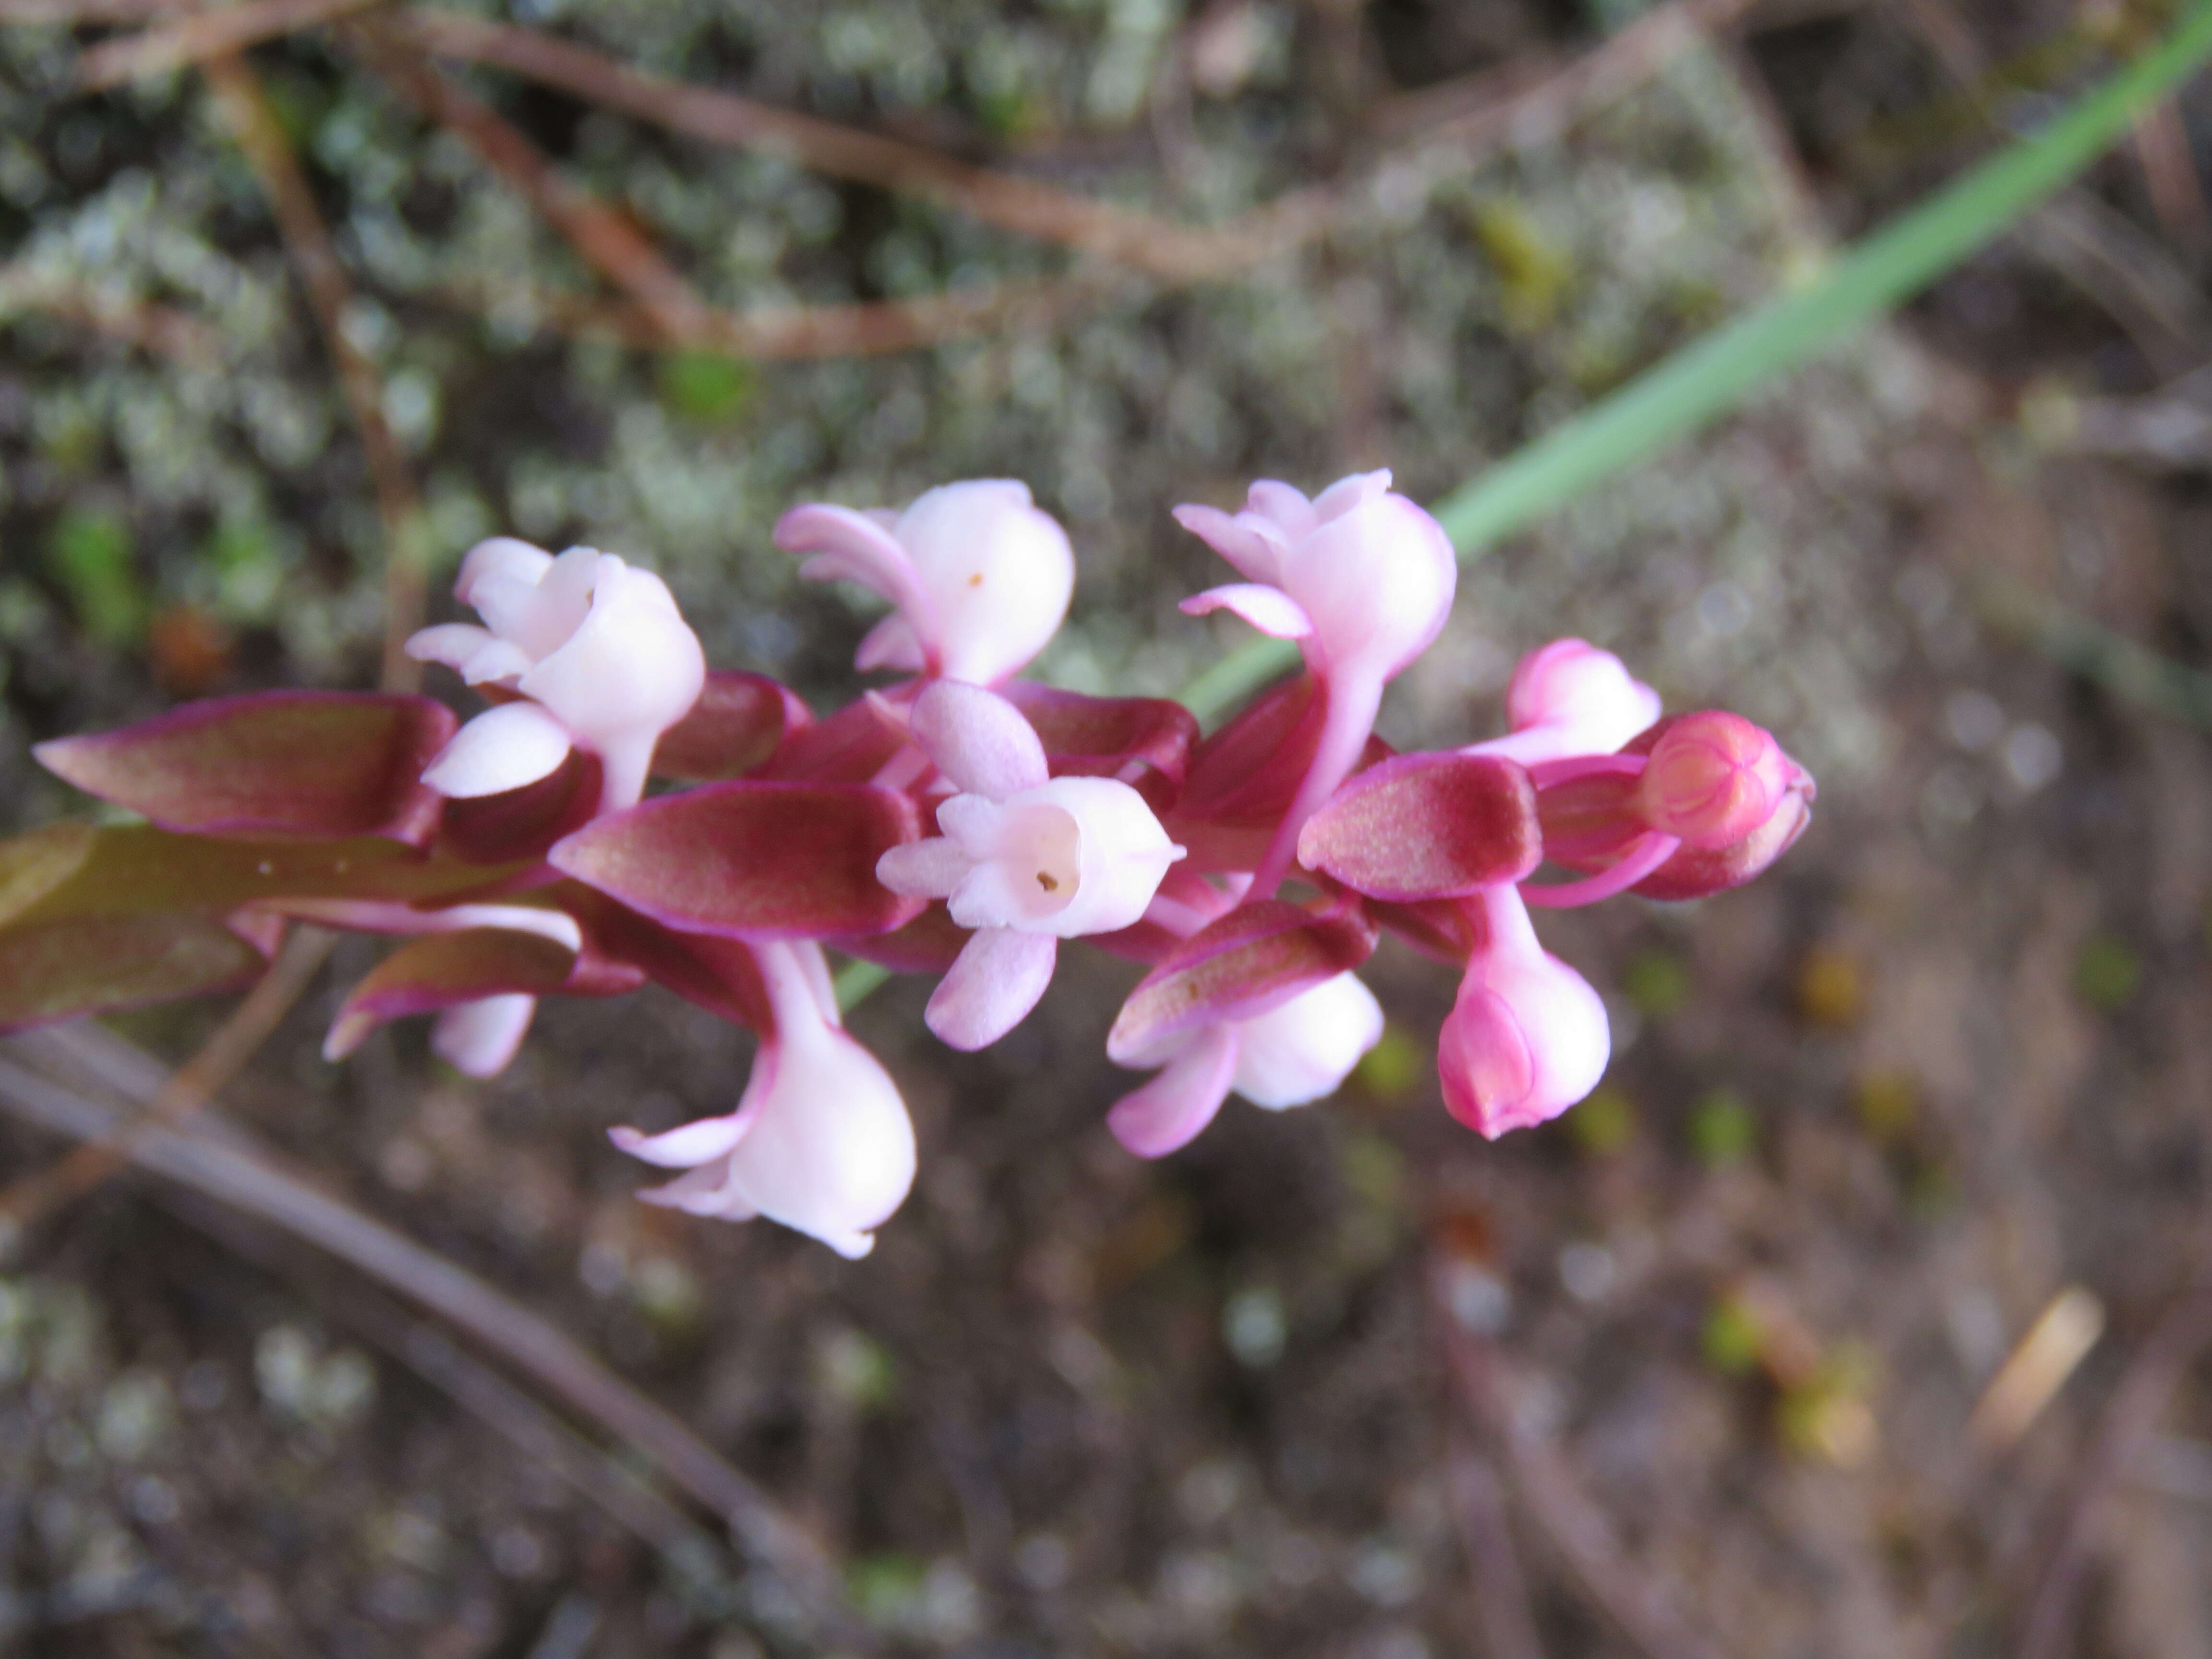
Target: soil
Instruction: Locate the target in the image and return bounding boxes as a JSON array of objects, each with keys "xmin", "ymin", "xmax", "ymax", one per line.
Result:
[{"xmin": 3, "ymin": 1, "xmax": 2212, "ymax": 1656}]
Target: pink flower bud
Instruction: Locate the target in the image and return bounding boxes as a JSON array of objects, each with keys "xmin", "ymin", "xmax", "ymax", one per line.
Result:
[
  {"xmin": 409, "ymin": 540, "xmax": 706, "ymax": 815},
  {"xmin": 611, "ymin": 941, "xmax": 914, "ymax": 1258},
  {"xmin": 1471, "ymin": 638, "xmax": 1660, "ymax": 766},
  {"xmin": 1437, "ymin": 887, "xmax": 1609, "ymax": 1138},
  {"xmin": 1635, "ymin": 710, "xmax": 1791, "ymax": 850},
  {"xmin": 776, "ymin": 481, "xmax": 1075, "ymax": 686}
]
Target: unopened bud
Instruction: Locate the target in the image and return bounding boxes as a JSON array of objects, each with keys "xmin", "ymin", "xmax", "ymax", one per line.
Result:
[{"xmin": 1636, "ymin": 711, "xmax": 1791, "ymax": 849}]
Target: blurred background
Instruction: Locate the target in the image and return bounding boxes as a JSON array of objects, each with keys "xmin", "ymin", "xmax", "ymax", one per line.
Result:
[{"xmin": 3, "ymin": 0, "xmax": 2212, "ymax": 1654}]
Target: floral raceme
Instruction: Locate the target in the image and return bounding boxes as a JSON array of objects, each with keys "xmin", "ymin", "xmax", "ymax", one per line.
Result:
[{"xmin": 15, "ymin": 474, "xmax": 1812, "ymax": 1257}]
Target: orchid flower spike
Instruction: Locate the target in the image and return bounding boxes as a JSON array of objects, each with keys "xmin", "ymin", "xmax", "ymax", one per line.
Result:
[
  {"xmin": 1437, "ymin": 885, "xmax": 1610, "ymax": 1139},
  {"xmin": 407, "ymin": 539, "xmax": 706, "ymax": 816},
  {"xmin": 775, "ymin": 481, "xmax": 1076, "ymax": 686},
  {"xmin": 1106, "ymin": 972, "xmax": 1385, "ymax": 1158},
  {"xmin": 1468, "ymin": 638, "xmax": 1661, "ymax": 767},
  {"xmin": 609, "ymin": 940, "xmax": 915, "ymax": 1259},
  {"xmin": 1174, "ymin": 471, "xmax": 1458, "ymax": 894},
  {"xmin": 876, "ymin": 680, "xmax": 1184, "ymax": 1050}
]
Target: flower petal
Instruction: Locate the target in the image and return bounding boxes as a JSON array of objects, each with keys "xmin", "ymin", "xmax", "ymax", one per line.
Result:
[
  {"xmin": 1172, "ymin": 503, "xmax": 1285, "ymax": 584},
  {"xmin": 1179, "ymin": 582, "xmax": 1316, "ymax": 639},
  {"xmin": 876, "ymin": 836, "xmax": 973, "ymax": 900},
  {"xmin": 454, "ymin": 536, "xmax": 553, "ymax": 608},
  {"xmin": 610, "ymin": 1111, "xmax": 755, "ymax": 1169},
  {"xmin": 459, "ymin": 638, "xmax": 535, "ymax": 685},
  {"xmin": 404, "ymin": 622, "xmax": 494, "ymax": 670},
  {"xmin": 777, "ymin": 503, "xmax": 939, "ymax": 660},
  {"xmin": 854, "ymin": 612, "xmax": 926, "ymax": 673},
  {"xmin": 925, "ymin": 926, "xmax": 1057, "ymax": 1050},
  {"xmin": 432, "ymin": 993, "xmax": 537, "ymax": 1078},
  {"xmin": 909, "ymin": 679, "xmax": 1049, "ymax": 800},
  {"xmin": 1106, "ymin": 1024, "xmax": 1238, "ymax": 1158},
  {"xmin": 421, "ymin": 701, "xmax": 574, "ymax": 798}
]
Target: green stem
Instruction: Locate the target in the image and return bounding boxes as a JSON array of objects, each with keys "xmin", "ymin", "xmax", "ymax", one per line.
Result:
[{"xmin": 1178, "ymin": 6, "xmax": 2212, "ymax": 725}]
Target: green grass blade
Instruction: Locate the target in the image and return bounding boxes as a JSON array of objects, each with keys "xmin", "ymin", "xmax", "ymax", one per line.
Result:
[{"xmin": 1178, "ymin": 5, "xmax": 2212, "ymax": 724}]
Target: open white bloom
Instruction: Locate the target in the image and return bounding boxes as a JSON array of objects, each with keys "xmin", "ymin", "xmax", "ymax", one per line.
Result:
[
  {"xmin": 1229, "ymin": 972, "xmax": 1386, "ymax": 1107},
  {"xmin": 775, "ymin": 481, "xmax": 1075, "ymax": 685},
  {"xmin": 1106, "ymin": 971, "xmax": 1385, "ymax": 1157},
  {"xmin": 407, "ymin": 538, "xmax": 706, "ymax": 815},
  {"xmin": 610, "ymin": 940, "xmax": 916, "ymax": 1259},
  {"xmin": 1175, "ymin": 470, "xmax": 1457, "ymax": 687},
  {"xmin": 875, "ymin": 680, "xmax": 1183, "ymax": 1050}
]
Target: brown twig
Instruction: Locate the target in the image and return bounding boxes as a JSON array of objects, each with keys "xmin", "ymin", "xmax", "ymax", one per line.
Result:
[
  {"xmin": 427, "ymin": 269, "xmax": 1121, "ymax": 361},
  {"xmin": 177, "ymin": 1190, "xmax": 729, "ymax": 1581},
  {"xmin": 2016, "ymin": 1286, "xmax": 2212, "ymax": 1659},
  {"xmin": 1374, "ymin": 0, "xmax": 1767, "ymax": 157},
  {"xmin": 0, "ymin": 926, "xmax": 335, "ymax": 1235},
  {"xmin": 201, "ymin": 50, "xmax": 426, "ymax": 692},
  {"xmin": 342, "ymin": 20, "xmax": 714, "ymax": 347},
  {"xmin": 0, "ymin": 1030, "xmax": 866, "ymax": 1644},
  {"xmin": 1447, "ymin": 1445, "xmax": 1548, "ymax": 1659},
  {"xmin": 0, "ymin": 273, "xmax": 225, "ymax": 365},
  {"xmin": 76, "ymin": 0, "xmax": 385, "ymax": 91},
  {"xmin": 0, "ymin": 0, "xmax": 187, "ymax": 25},
  {"xmin": 387, "ymin": 8, "xmax": 1304, "ymax": 283},
  {"xmin": 1429, "ymin": 1252, "xmax": 1723, "ymax": 1659},
  {"xmin": 2134, "ymin": 96, "xmax": 2212, "ymax": 252}
]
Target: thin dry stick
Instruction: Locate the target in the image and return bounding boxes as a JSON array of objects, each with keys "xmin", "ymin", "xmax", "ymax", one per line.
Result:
[
  {"xmin": 2134, "ymin": 96, "xmax": 2212, "ymax": 250},
  {"xmin": 0, "ymin": 0, "xmax": 189, "ymax": 25},
  {"xmin": 0, "ymin": 926, "xmax": 335, "ymax": 1235},
  {"xmin": 1447, "ymin": 1446, "xmax": 1548, "ymax": 1659},
  {"xmin": 1431, "ymin": 1254, "xmax": 1722, "ymax": 1659},
  {"xmin": 0, "ymin": 275, "xmax": 225, "ymax": 365},
  {"xmin": 428, "ymin": 269, "xmax": 1121, "ymax": 361},
  {"xmin": 77, "ymin": 0, "xmax": 385, "ymax": 91},
  {"xmin": 174, "ymin": 1184, "xmax": 729, "ymax": 1578},
  {"xmin": 201, "ymin": 50, "xmax": 427, "ymax": 692},
  {"xmin": 343, "ymin": 21, "xmax": 714, "ymax": 347},
  {"xmin": 2017, "ymin": 1286, "xmax": 2212, "ymax": 1659},
  {"xmin": 1378, "ymin": 0, "xmax": 1767, "ymax": 157},
  {"xmin": 0, "ymin": 1032, "xmax": 861, "ymax": 1641},
  {"xmin": 388, "ymin": 8, "xmax": 1304, "ymax": 283}
]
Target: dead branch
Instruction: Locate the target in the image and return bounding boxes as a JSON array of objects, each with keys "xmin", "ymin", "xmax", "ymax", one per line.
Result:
[
  {"xmin": 342, "ymin": 19, "xmax": 714, "ymax": 347},
  {"xmin": 0, "ymin": 926, "xmax": 333, "ymax": 1234},
  {"xmin": 387, "ymin": 7, "xmax": 1298, "ymax": 283},
  {"xmin": 0, "ymin": 1029, "xmax": 866, "ymax": 1644},
  {"xmin": 1447, "ymin": 1445, "xmax": 1548, "ymax": 1659},
  {"xmin": 0, "ymin": 273, "xmax": 225, "ymax": 365},
  {"xmin": 201, "ymin": 50, "xmax": 427, "ymax": 692},
  {"xmin": 426, "ymin": 269, "xmax": 1121, "ymax": 361},
  {"xmin": 2016, "ymin": 1286, "xmax": 2212, "ymax": 1659},
  {"xmin": 77, "ymin": 0, "xmax": 385, "ymax": 91},
  {"xmin": 1430, "ymin": 1252, "xmax": 1724, "ymax": 1659}
]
